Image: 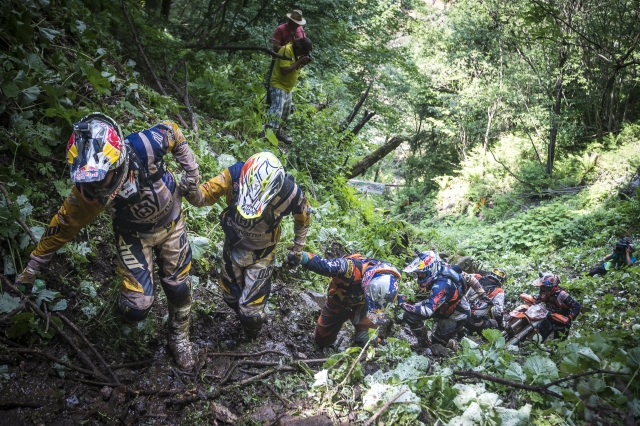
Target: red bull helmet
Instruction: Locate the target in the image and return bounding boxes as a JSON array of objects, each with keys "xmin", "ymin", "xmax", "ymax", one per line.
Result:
[
  {"xmin": 532, "ymin": 271, "xmax": 560, "ymax": 298},
  {"xmin": 404, "ymin": 250, "xmax": 441, "ymax": 289},
  {"xmin": 67, "ymin": 113, "xmax": 128, "ymax": 207},
  {"xmin": 237, "ymin": 152, "xmax": 285, "ymax": 219}
]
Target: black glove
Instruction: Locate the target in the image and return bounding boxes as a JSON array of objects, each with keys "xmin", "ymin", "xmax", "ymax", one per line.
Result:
[
  {"xmin": 286, "ymin": 251, "xmax": 302, "ymax": 267},
  {"xmin": 480, "ymin": 293, "xmax": 492, "ymax": 303},
  {"xmin": 178, "ymin": 175, "xmax": 199, "ymax": 196}
]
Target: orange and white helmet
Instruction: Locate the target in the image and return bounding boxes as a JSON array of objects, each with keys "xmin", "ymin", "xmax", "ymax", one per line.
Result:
[
  {"xmin": 67, "ymin": 113, "xmax": 128, "ymax": 206},
  {"xmin": 237, "ymin": 152, "xmax": 285, "ymax": 219}
]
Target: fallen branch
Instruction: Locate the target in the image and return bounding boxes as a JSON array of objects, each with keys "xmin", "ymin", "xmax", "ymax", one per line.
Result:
[
  {"xmin": 208, "ymin": 350, "xmax": 289, "ymax": 358},
  {"xmin": 267, "ymin": 383, "xmax": 290, "ymax": 408},
  {"xmin": 232, "ymin": 366, "xmax": 296, "ymax": 387},
  {"xmin": 70, "ymin": 377, "xmax": 120, "ymax": 387},
  {"xmin": 57, "ymin": 313, "xmax": 121, "ymax": 386},
  {"xmin": 453, "ymin": 370, "xmax": 563, "ymax": 398},
  {"xmin": 219, "ymin": 363, "xmax": 238, "ymax": 385},
  {"xmin": 110, "ymin": 359, "xmax": 154, "ymax": 370},
  {"xmin": 10, "ymin": 348, "xmax": 97, "ymax": 377},
  {"xmin": 545, "ymin": 369, "xmax": 630, "ymax": 388},
  {"xmin": 119, "ymin": 0, "xmax": 189, "ymax": 129},
  {"xmin": 363, "ymin": 389, "xmax": 408, "ymax": 426},
  {"xmin": 0, "ymin": 273, "xmax": 108, "ymax": 382},
  {"xmin": 0, "ymin": 182, "xmax": 38, "ymax": 244}
]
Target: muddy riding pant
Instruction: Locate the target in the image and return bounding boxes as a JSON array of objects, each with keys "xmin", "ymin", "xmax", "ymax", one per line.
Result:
[
  {"xmin": 313, "ymin": 295, "xmax": 376, "ymax": 348},
  {"xmin": 220, "ymin": 243, "xmax": 276, "ymax": 333},
  {"xmin": 538, "ymin": 318, "xmax": 571, "ymax": 341},
  {"xmin": 404, "ymin": 307, "xmax": 470, "ymax": 344},
  {"xmin": 115, "ymin": 214, "xmax": 193, "ymax": 321}
]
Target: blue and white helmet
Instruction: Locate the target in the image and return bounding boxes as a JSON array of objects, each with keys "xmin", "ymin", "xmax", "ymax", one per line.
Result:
[{"xmin": 364, "ymin": 271, "xmax": 400, "ymax": 324}]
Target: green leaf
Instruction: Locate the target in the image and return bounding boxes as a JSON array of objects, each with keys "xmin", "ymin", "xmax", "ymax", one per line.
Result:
[
  {"xmin": 523, "ymin": 355, "xmax": 559, "ymax": 384},
  {"xmin": 504, "ymin": 362, "xmax": 526, "ymax": 383},
  {"xmin": 188, "ymin": 235, "xmax": 210, "ymax": 261},
  {"xmin": 34, "ymin": 289, "xmax": 60, "ymax": 308},
  {"xmin": 7, "ymin": 312, "xmax": 35, "ymax": 338},
  {"xmin": 39, "ymin": 27, "xmax": 60, "ymax": 41},
  {"xmin": 482, "ymin": 328, "xmax": 502, "ymax": 344},
  {"xmin": 49, "ymin": 299, "xmax": 67, "ymax": 312},
  {"xmin": 627, "ymin": 347, "xmax": 640, "ymax": 368},
  {"xmin": 0, "ymin": 292, "xmax": 21, "ymax": 314},
  {"xmin": 1, "ymin": 81, "xmax": 19, "ymax": 98},
  {"xmin": 19, "ymin": 86, "xmax": 41, "ymax": 106},
  {"xmin": 76, "ymin": 20, "xmax": 86, "ymax": 34}
]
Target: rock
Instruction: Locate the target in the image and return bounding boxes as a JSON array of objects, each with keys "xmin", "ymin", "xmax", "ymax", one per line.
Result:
[
  {"xmin": 248, "ymin": 405, "xmax": 277, "ymax": 423},
  {"xmin": 209, "ymin": 402, "xmax": 238, "ymax": 424},
  {"xmin": 306, "ymin": 290, "xmax": 327, "ymax": 308},
  {"xmin": 65, "ymin": 394, "xmax": 79, "ymax": 408},
  {"xmin": 100, "ymin": 386, "xmax": 113, "ymax": 401},
  {"xmin": 298, "ymin": 292, "xmax": 322, "ymax": 313},
  {"xmin": 430, "ymin": 344, "xmax": 448, "ymax": 357},
  {"xmin": 110, "ymin": 385, "xmax": 128, "ymax": 405},
  {"xmin": 279, "ymin": 414, "xmax": 333, "ymax": 426}
]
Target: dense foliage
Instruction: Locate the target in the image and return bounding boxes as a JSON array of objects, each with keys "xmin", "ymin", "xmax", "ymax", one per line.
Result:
[{"xmin": 1, "ymin": 0, "xmax": 640, "ymax": 424}]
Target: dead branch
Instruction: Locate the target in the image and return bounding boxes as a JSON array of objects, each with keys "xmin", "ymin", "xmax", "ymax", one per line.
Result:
[
  {"xmin": 219, "ymin": 363, "xmax": 238, "ymax": 385},
  {"xmin": 346, "ymin": 136, "xmax": 404, "ymax": 179},
  {"xmin": 208, "ymin": 350, "xmax": 289, "ymax": 357},
  {"xmin": 120, "ymin": 0, "xmax": 189, "ymax": 129},
  {"xmin": 453, "ymin": 370, "xmax": 563, "ymax": 398},
  {"xmin": 70, "ymin": 377, "xmax": 120, "ymax": 387},
  {"xmin": 340, "ymin": 80, "xmax": 373, "ymax": 132},
  {"xmin": 110, "ymin": 359, "xmax": 154, "ymax": 370},
  {"xmin": 57, "ymin": 313, "xmax": 121, "ymax": 385},
  {"xmin": 545, "ymin": 369, "xmax": 630, "ymax": 388},
  {"xmin": 363, "ymin": 389, "xmax": 408, "ymax": 426},
  {"xmin": 0, "ymin": 182, "xmax": 38, "ymax": 244},
  {"xmin": 349, "ymin": 110, "xmax": 376, "ymax": 138},
  {"xmin": 0, "ymin": 273, "xmax": 108, "ymax": 381},
  {"xmin": 233, "ymin": 366, "xmax": 296, "ymax": 387},
  {"xmin": 10, "ymin": 348, "xmax": 97, "ymax": 377},
  {"xmin": 165, "ymin": 388, "xmax": 221, "ymax": 407},
  {"xmin": 185, "ymin": 44, "xmax": 293, "ymax": 61}
]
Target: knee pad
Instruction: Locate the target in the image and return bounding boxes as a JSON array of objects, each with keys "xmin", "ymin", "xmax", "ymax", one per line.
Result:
[
  {"xmin": 164, "ymin": 277, "xmax": 191, "ymax": 306},
  {"xmin": 119, "ymin": 301, "xmax": 151, "ymax": 322}
]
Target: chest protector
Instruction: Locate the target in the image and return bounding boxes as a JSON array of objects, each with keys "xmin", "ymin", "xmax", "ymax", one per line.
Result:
[{"xmin": 433, "ymin": 265, "xmax": 466, "ymax": 318}]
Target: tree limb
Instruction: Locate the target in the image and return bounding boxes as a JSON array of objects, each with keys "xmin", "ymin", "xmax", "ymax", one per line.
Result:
[
  {"xmin": 346, "ymin": 136, "xmax": 404, "ymax": 179},
  {"xmin": 340, "ymin": 80, "xmax": 373, "ymax": 132},
  {"xmin": 453, "ymin": 370, "xmax": 563, "ymax": 398},
  {"xmin": 363, "ymin": 389, "xmax": 408, "ymax": 426}
]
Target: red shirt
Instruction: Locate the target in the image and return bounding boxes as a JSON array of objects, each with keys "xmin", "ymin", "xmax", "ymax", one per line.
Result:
[{"xmin": 272, "ymin": 23, "xmax": 306, "ymax": 49}]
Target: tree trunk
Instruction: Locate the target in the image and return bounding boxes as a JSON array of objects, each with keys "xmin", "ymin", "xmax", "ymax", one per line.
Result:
[
  {"xmin": 346, "ymin": 137, "xmax": 404, "ymax": 179},
  {"xmin": 161, "ymin": 0, "xmax": 172, "ymax": 18},
  {"xmin": 547, "ymin": 48, "xmax": 567, "ymax": 176}
]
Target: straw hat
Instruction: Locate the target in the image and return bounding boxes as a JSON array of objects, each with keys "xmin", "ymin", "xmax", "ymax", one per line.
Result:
[{"xmin": 287, "ymin": 9, "xmax": 306, "ymax": 26}]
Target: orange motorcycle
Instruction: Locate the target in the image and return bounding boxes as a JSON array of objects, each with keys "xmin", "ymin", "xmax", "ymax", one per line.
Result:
[{"xmin": 502, "ymin": 294, "xmax": 570, "ymax": 346}]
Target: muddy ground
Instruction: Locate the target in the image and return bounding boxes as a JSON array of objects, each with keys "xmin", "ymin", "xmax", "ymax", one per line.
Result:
[{"xmin": 0, "ymin": 242, "xmax": 436, "ymax": 426}]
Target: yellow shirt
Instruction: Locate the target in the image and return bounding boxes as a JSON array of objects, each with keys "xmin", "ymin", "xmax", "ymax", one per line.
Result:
[{"xmin": 270, "ymin": 43, "xmax": 300, "ymax": 93}]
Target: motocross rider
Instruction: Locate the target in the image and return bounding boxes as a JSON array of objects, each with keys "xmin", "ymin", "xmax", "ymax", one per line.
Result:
[
  {"xmin": 182, "ymin": 152, "xmax": 312, "ymax": 339},
  {"xmin": 398, "ymin": 250, "xmax": 489, "ymax": 351},
  {"xmin": 529, "ymin": 272, "xmax": 582, "ymax": 341},
  {"xmin": 466, "ymin": 268, "xmax": 507, "ymax": 334},
  {"xmin": 15, "ymin": 114, "xmax": 200, "ymax": 370},
  {"xmin": 295, "ymin": 252, "xmax": 400, "ymax": 348}
]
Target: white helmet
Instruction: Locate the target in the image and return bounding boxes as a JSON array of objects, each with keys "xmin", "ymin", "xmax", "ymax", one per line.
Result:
[{"xmin": 237, "ymin": 152, "xmax": 285, "ymax": 219}]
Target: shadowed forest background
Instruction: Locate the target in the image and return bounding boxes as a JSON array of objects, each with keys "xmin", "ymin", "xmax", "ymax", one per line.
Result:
[{"xmin": 1, "ymin": 0, "xmax": 640, "ymax": 424}]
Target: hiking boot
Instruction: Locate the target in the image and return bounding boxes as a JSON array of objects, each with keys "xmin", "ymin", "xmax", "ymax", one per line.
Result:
[
  {"xmin": 243, "ymin": 325, "xmax": 262, "ymax": 341},
  {"xmin": 276, "ymin": 129, "xmax": 293, "ymax": 144},
  {"xmin": 446, "ymin": 339, "xmax": 461, "ymax": 352},
  {"xmin": 410, "ymin": 325, "xmax": 431, "ymax": 348},
  {"xmin": 167, "ymin": 299, "xmax": 194, "ymax": 370}
]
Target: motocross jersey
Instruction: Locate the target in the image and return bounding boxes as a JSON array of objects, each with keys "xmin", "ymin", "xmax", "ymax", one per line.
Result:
[
  {"xmin": 28, "ymin": 122, "xmax": 199, "ymax": 269},
  {"xmin": 535, "ymin": 287, "xmax": 582, "ymax": 320},
  {"xmin": 303, "ymin": 254, "xmax": 401, "ymax": 304},
  {"xmin": 185, "ymin": 162, "xmax": 311, "ymax": 251},
  {"xmin": 401, "ymin": 266, "xmax": 471, "ymax": 319}
]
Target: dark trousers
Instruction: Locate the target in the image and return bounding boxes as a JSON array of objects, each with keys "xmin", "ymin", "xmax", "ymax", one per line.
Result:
[{"xmin": 538, "ymin": 318, "xmax": 571, "ymax": 341}]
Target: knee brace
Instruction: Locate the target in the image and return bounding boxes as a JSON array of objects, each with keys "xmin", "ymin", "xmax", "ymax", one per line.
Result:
[
  {"xmin": 119, "ymin": 300, "xmax": 151, "ymax": 322},
  {"xmin": 164, "ymin": 277, "xmax": 191, "ymax": 306}
]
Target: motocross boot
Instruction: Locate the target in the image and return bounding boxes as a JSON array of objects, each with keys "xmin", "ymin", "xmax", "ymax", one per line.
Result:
[
  {"xmin": 167, "ymin": 298, "xmax": 194, "ymax": 370},
  {"xmin": 410, "ymin": 325, "xmax": 431, "ymax": 348}
]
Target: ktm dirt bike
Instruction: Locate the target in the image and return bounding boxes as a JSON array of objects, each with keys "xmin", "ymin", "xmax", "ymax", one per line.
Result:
[{"xmin": 502, "ymin": 294, "xmax": 570, "ymax": 346}]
